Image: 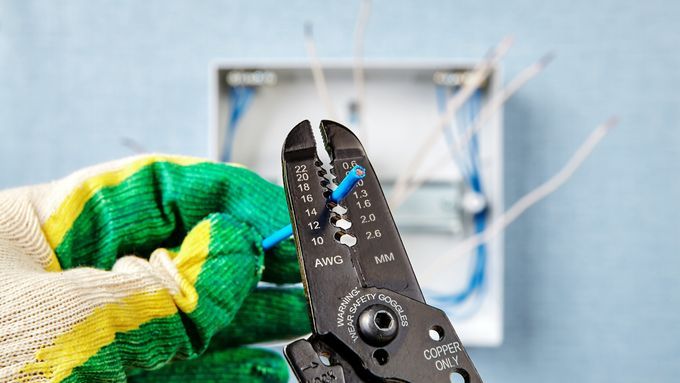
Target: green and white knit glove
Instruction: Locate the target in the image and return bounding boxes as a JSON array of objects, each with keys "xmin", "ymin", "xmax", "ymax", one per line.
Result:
[{"xmin": 0, "ymin": 155, "xmax": 310, "ymax": 383}]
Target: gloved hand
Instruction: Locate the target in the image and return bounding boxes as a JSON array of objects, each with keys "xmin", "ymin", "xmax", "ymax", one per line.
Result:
[{"xmin": 0, "ymin": 155, "xmax": 310, "ymax": 382}]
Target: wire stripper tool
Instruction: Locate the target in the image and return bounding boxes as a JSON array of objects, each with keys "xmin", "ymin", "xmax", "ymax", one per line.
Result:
[{"xmin": 281, "ymin": 120, "xmax": 483, "ymax": 383}]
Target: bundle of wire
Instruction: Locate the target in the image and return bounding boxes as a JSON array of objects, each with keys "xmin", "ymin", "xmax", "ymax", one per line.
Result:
[
  {"xmin": 221, "ymin": 86, "xmax": 255, "ymax": 163},
  {"xmin": 427, "ymin": 84, "xmax": 488, "ymax": 314}
]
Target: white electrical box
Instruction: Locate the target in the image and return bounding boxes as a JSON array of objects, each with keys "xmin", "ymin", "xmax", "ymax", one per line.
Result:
[{"xmin": 209, "ymin": 59, "xmax": 503, "ymax": 347}]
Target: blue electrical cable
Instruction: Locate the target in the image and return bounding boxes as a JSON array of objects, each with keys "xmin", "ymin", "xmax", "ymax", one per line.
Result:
[
  {"xmin": 436, "ymin": 85, "xmax": 472, "ymax": 183},
  {"xmin": 261, "ymin": 165, "xmax": 366, "ymax": 251},
  {"xmin": 467, "ymin": 89, "xmax": 483, "ymax": 177},
  {"xmin": 222, "ymin": 86, "xmax": 255, "ymax": 163},
  {"xmin": 429, "ymin": 86, "xmax": 488, "ymax": 308},
  {"xmin": 262, "ymin": 224, "xmax": 294, "ymax": 251}
]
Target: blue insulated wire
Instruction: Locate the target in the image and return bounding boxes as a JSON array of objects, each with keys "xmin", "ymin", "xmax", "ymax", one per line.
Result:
[
  {"xmin": 262, "ymin": 165, "xmax": 366, "ymax": 251},
  {"xmin": 261, "ymin": 224, "xmax": 293, "ymax": 251},
  {"xmin": 222, "ymin": 86, "xmax": 255, "ymax": 162},
  {"xmin": 430, "ymin": 84, "xmax": 488, "ymax": 307},
  {"xmin": 437, "ymin": 85, "xmax": 472, "ymax": 182},
  {"xmin": 330, "ymin": 165, "xmax": 366, "ymax": 203}
]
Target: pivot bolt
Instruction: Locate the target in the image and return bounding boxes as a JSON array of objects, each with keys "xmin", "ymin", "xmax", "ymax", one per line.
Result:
[{"xmin": 358, "ymin": 304, "xmax": 398, "ymax": 346}]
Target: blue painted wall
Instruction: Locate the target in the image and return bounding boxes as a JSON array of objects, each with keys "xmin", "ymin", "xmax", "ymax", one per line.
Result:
[{"xmin": 1, "ymin": 1, "xmax": 678, "ymax": 381}]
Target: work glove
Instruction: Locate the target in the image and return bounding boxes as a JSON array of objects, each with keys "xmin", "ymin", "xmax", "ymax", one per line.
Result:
[{"xmin": 0, "ymin": 155, "xmax": 310, "ymax": 383}]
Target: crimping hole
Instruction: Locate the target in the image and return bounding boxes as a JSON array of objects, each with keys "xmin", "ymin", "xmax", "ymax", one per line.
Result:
[
  {"xmin": 429, "ymin": 325, "xmax": 445, "ymax": 341},
  {"xmin": 373, "ymin": 349, "xmax": 389, "ymax": 365},
  {"xmin": 330, "ymin": 214, "xmax": 352, "ymax": 230},
  {"xmin": 326, "ymin": 201, "xmax": 348, "ymax": 214},
  {"xmin": 334, "ymin": 231, "xmax": 357, "ymax": 247}
]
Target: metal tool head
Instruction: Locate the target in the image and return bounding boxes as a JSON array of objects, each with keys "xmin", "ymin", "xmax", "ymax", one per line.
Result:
[{"xmin": 282, "ymin": 120, "xmax": 483, "ymax": 383}]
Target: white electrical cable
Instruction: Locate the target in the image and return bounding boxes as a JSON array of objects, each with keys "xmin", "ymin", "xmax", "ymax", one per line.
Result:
[
  {"xmin": 304, "ymin": 22, "xmax": 338, "ymax": 120},
  {"xmin": 392, "ymin": 53, "xmax": 555, "ymax": 208},
  {"xmin": 421, "ymin": 117, "xmax": 618, "ymax": 279},
  {"xmin": 353, "ymin": 0, "xmax": 371, "ymax": 142},
  {"xmin": 389, "ymin": 37, "xmax": 514, "ymax": 206}
]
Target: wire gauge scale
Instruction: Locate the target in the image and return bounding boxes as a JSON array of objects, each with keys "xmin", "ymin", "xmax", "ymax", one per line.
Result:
[{"xmin": 281, "ymin": 120, "xmax": 483, "ymax": 382}]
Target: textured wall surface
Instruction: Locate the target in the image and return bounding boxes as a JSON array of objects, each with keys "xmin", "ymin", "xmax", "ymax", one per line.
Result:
[{"xmin": 1, "ymin": 1, "xmax": 678, "ymax": 381}]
